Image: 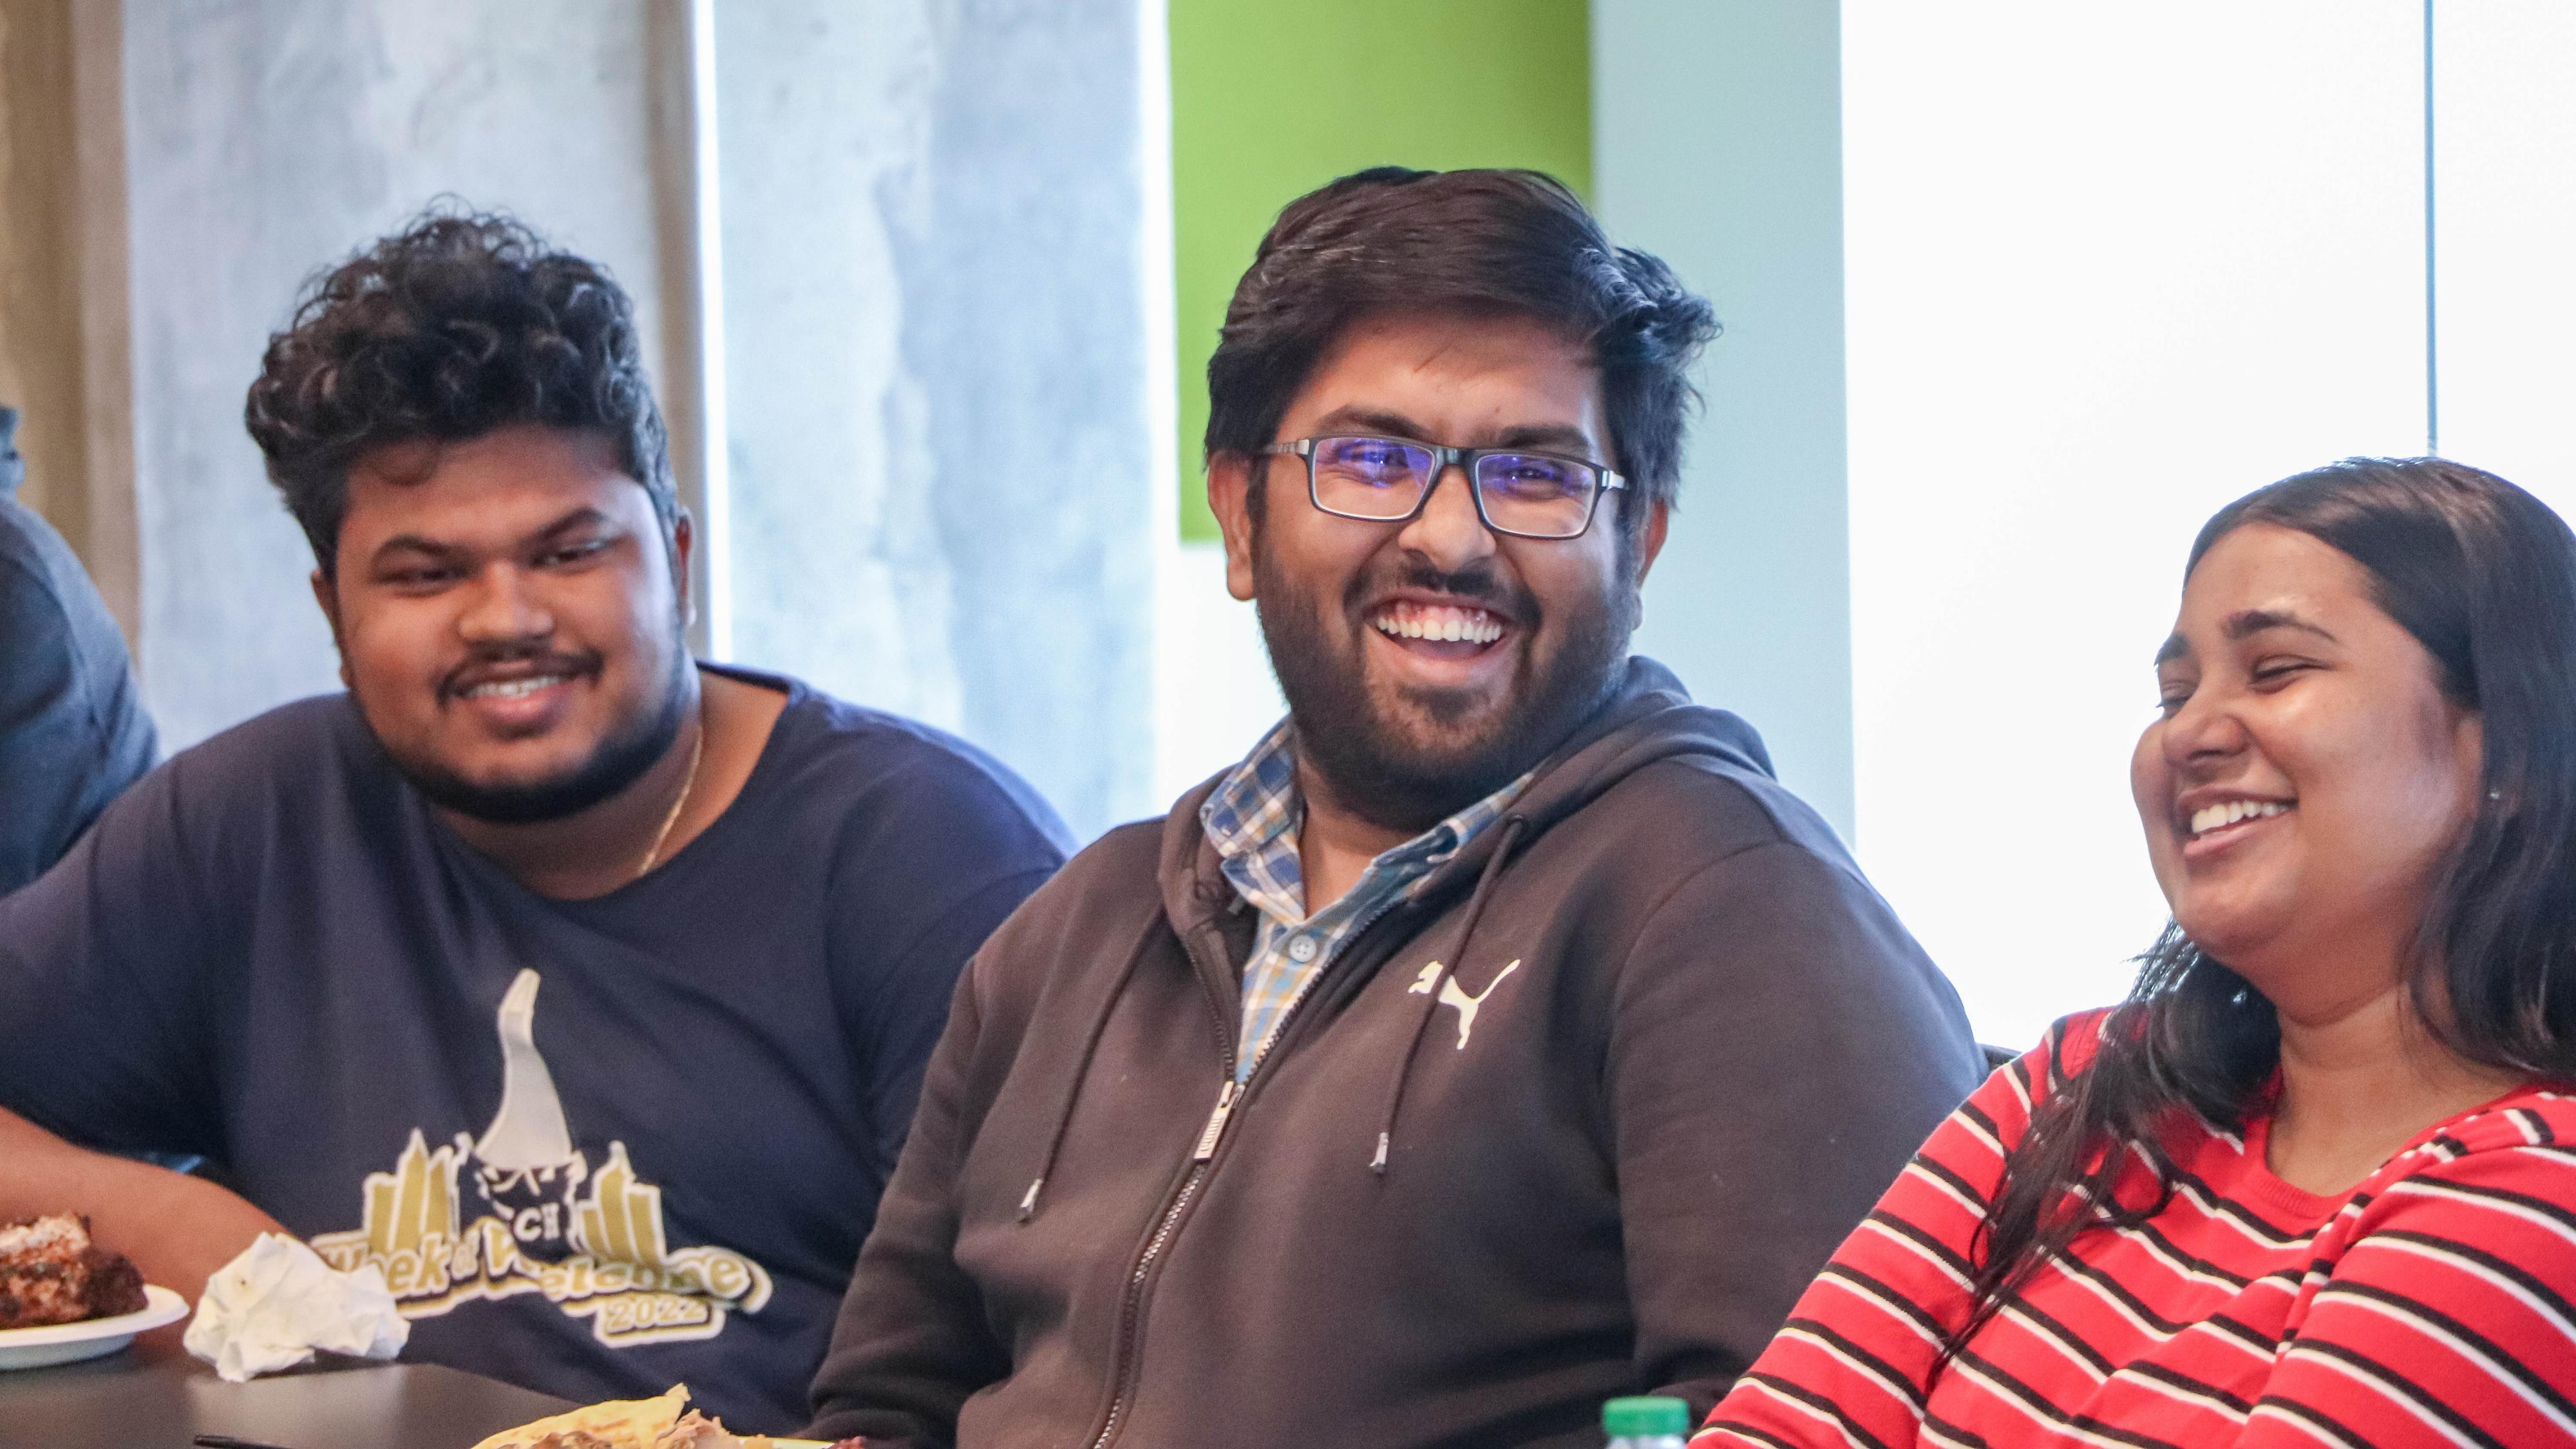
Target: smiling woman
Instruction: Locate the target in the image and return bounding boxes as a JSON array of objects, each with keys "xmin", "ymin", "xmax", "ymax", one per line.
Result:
[{"xmin": 1699, "ymin": 456, "xmax": 2576, "ymax": 1449}]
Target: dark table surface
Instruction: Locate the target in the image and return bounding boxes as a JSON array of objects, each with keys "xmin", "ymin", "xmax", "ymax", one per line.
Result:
[{"xmin": 0, "ymin": 1342, "xmax": 574, "ymax": 1449}]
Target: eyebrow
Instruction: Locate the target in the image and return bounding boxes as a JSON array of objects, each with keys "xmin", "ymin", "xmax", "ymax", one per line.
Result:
[
  {"xmin": 2225, "ymin": 608, "xmax": 2338, "ymax": 644},
  {"xmin": 2152, "ymin": 608, "xmax": 2340, "ymax": 666},
  {"xmin": 366, "ymin": 507, "xmax": 618, "ymax": 567},
  {"xmin": 1307, "ymin": 407, "xmax": 1602, "ymax": 459}
]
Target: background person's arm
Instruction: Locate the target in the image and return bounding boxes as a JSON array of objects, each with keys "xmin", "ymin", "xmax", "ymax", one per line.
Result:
[
  {"xmin": 0, "ymin": 1104, "xmax": 285, "ymax": 1349},
  {"xmin": 803, "ymin": 960, "xmax": 1011, "ymax": 1447},
  {"xmin": 1609, "ymin": 839, "xmax": 1991, "ymax": 1421},
  {"xmin": 0, "ymin": 547, "xmax": 117, "ymax": 895}
]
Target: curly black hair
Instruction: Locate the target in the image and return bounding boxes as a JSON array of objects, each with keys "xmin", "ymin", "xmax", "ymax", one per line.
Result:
[
  {"xmin": 1205, "ymin": 167, "xmax": 1719, "ymax": 531},
  {"xmin": 244, "ymin": 207, "xmax": 675, "ymax": 573}
]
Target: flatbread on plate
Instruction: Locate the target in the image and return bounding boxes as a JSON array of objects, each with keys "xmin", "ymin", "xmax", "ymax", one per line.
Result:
[{"xmin": 469, "ymin": 1385, "xmax": 793, "ymax": 1449}]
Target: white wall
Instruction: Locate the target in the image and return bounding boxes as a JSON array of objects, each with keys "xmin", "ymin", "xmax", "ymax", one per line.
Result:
[
  {"xmin": 1841, "ymin": 1, "xmax": 2431, "ymax": 1045},
  {"xmin": 2434, "ymin": 1, "xmax": 2576, "ymax": 511}
]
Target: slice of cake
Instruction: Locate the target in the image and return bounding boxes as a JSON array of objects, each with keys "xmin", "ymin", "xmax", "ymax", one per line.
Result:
[{"xmin": 0, "ymin": 1214, "xmax": 149, "ymax": 1329}]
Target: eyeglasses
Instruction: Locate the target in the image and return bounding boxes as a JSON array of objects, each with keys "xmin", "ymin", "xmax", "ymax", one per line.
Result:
[{"xmin": 1257, "ymin": 435, "xmax": 1625, "ymax": 541}]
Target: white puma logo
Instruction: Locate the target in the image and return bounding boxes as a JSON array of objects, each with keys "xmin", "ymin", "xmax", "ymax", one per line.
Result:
[{"xmin": 1407, "ymin": 959, "xmax": 1522, "ymax": 1050}]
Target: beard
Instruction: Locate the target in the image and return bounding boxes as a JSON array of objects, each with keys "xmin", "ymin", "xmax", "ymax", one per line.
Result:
[
  {"xmin": 1253, "ymin": 531, "xmax": 1636, "ymax": 835},
  {"xmin": 370, "ymin": 635, "xmax": 692, "ymax": 827}
]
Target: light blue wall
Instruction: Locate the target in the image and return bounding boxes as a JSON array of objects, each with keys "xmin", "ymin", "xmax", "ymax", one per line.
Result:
[{"xmin": 1591, "ymin": 0, "xmax": 1855, "ymax": 842}]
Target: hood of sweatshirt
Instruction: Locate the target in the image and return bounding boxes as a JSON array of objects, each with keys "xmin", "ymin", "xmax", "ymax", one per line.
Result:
[
  {"xmin": 1001, "ymin": 656, "xmax": 1792, "ymax": 1227},
  {"xmin": 1133, "ymin": 656, "xmax": 1786, "ymax": 1175}
]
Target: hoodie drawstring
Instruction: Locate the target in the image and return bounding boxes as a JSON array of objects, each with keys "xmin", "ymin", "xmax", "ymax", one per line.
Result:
[
  {"xmin": 1370, "ymin": 813, "xmax": 1528, "ymax": 1176},
  {"xmin": 1018, "ymin": 916, "xmax": 1160, "ymax": 1223}
]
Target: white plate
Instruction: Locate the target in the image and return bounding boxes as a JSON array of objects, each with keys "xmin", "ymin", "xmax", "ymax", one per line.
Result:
[{"xmin": 0, "ymin": 1284, "xmax": 189, "ymax": 1370}]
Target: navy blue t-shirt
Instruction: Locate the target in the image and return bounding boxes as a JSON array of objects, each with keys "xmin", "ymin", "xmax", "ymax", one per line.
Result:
[{"xmin": 0, "ymin": 667, "xmax": 1068, "ymax": 1430}]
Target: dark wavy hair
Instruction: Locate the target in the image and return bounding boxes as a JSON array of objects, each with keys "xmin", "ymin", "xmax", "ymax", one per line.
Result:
[
  {"xmin": 1204, "ymin": 167, "xmax": 1719, "ymax": 542},
  {"xmin": 1948, "ymin": 457, "xmax": 2576, "ymax": 1360},
  {"xmin": 244, "ymin": 206, "xmax": 674, "ymax": 574}
]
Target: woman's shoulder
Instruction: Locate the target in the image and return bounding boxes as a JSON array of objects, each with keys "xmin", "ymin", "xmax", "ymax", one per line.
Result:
[
  {"xmin": 1927, "ymin": 1008, "xmax": 2125, "ymax": 1162},
  {"xmin": 2373, "ymin": 1082, "xmax": 2576, "ymax": 1177},
  {"xmin": 2300, "ymin": 1082, "xmax": 2576, "ymax": 1368},
  {"xmin": 2324, "ymin": 1082, "xmax": 2576, "ymax": 1262},
  {"xmin": 1982, "ymin": 1007, "xmax": 2121, "ymax": 1104}
]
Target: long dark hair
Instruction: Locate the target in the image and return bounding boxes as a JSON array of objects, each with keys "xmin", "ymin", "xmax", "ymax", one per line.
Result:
[{"xmin": 1947, "ymin": 456, "xmax": 2576, "ymax": 1358}]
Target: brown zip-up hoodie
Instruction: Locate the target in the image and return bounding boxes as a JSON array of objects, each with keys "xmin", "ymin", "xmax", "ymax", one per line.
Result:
[{"xmin": 807, "ymin": 660, "xmax": 1983, "ymax": 1448}]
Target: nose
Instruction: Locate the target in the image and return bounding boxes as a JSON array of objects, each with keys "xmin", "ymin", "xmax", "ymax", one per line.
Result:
[
  {"xmin": 1393, "ymin": 460, "xmax": 1498, "ymax": 573},
  {"xmin": 457, "ymin": 562, "xmax": 554, "ymax": 646},
  {"xmin": 2159, "ymin": 679, "xmax": 2247, "ymax": 772}
]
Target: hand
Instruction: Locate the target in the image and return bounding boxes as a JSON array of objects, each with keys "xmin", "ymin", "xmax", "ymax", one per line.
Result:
[{"xmin": 0, "ymin": 1106, "xmax": 289, "ymax": 1350}]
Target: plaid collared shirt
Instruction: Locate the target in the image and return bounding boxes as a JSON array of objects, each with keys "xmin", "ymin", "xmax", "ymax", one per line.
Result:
[{"xmin": 1198, "ymin": 719, "xmax": 1531, "ymax": 1084}]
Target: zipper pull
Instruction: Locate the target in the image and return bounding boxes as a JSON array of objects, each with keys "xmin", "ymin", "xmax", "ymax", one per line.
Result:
[{"xmin": 1191, "ymin": 1079, "xmax": 1238, "ymax": 1162}]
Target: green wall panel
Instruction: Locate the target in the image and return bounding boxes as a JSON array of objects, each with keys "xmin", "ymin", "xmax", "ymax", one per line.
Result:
[{"xmin": 1169, "ymin": 0, "xmax": 1593, "ymax": 540}]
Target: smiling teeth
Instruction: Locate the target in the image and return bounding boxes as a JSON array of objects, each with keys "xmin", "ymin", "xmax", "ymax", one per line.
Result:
[
  {"xmin": 2190, "ymin": 799, "xmax": 2289, "ymax": 837},
  {"xmin": 465, "ymin": 674, "xmax": 570, "ymax": 700},
  {"xmin": 1374, "ymin": 605, "xmax": 1504, "ymax": 645}
]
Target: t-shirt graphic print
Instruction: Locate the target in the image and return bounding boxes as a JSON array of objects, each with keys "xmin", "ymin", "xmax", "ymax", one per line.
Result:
[{"xmin": 312, "ymin": 970, "xmax": 772, "ymax": 1346}]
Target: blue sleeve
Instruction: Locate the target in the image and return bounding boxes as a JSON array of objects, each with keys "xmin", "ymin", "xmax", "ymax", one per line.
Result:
[
  {"xmin": 0, "ymin": 551, "xmax": 124, "ymax": 893},
  {"xmin": 0, "ymin": 753, "xmax": 227, "ymax": 1157},
  {"xmin": 823, "ymin": 750, "xmax": 1067, "ymax": 1180}
]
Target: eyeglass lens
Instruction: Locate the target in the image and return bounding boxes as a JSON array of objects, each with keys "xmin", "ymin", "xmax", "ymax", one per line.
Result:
[{"xmin": 1309, "ymin": 435, "xmax": 1598, "ymax": 538}]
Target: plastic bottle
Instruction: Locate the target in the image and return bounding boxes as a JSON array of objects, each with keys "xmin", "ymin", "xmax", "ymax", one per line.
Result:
[{"xmin": 1603, "ymin": 1394, "xmax": 1692, "ymax": 1449}]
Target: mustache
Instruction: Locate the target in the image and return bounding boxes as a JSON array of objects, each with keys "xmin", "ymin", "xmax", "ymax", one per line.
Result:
[
  {"xmin": 1344, "ymin": 557, "xmax": 1533, "ymax": 623},
  {"xmin": 440, "ymin": 647, "xmax": 603, "ymax": 700}
]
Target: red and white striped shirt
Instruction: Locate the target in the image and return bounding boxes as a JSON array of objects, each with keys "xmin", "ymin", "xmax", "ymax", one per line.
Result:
[{"xmin": 1698, "ymin": 1010, "xmax": 2576, "ymax": 1449}]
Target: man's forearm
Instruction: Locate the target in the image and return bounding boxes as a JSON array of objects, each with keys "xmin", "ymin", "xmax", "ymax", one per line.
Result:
[{"xmin": 0, "ymin": 1105, "xmax": 285, "ymax": 1305}]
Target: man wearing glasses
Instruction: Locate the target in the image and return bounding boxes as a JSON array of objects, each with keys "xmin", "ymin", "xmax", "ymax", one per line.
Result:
[{"xmin": 806, "ymin": 169, "xmax": 1983, "ymax": 1448}]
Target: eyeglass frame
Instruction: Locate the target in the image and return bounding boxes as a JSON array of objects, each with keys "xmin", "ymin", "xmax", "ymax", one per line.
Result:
[{"xmin": 1255, "ymin": 435, "xmax": 1627, "ymax": 541}]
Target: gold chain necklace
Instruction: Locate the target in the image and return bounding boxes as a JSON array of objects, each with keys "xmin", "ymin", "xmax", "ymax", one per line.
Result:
[{"xmin": 635, "ymin": 716, "xmax": 706, "ymax": 880}]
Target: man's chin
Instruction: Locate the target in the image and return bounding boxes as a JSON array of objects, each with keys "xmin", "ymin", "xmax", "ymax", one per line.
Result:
[
  {"xmin": 1374, "ymin": 702, "xmax": 1511, "ymax": 767},
  {"xmin": 403, "ymin": 757, "xmax": 632, "ymax": 826},
  {"xmin": 1371, "ymin": 658, "xmax": 1518, "ymax": 726},
  {"xmin": 385, "ymin": 725, "xmax": 673, "ymax": 827},
  {"xmin": 1302, "ymin": 706, "xmax": 1533, "ymax": 833},
  {"xmin": 358, "ymin": 649, "xmax": 692, "ymax": 831}
]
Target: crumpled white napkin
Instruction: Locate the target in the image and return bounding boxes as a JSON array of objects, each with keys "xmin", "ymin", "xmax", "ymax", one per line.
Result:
[{"xmin": 182, "ymin": 1232, "xmax": 411, "ymax": 1383}]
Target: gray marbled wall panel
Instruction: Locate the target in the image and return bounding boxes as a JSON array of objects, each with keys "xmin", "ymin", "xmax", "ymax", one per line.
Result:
[
  {"xmin": 121, "ymin": 0, "xmax": 670, "ymax": 749},
  {"xmin": 715, "ymin": 0, "xmax": 1158, "ymax": 837}
]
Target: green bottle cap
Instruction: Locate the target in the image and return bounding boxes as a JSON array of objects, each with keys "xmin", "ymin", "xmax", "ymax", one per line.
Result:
[{"xmin": 1602, "ymin": 1395, "xmax": 1692, "ymax": 1437}]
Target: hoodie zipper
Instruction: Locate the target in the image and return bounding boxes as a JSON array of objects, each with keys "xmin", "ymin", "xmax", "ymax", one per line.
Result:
[
  {"xmin": 1082, "ymin": 897, "xmax": 1416, "ymax": 1449},
  {"xmin": 1083, "ymin": 929, "xmax": 1236, "ymax": 1449}
]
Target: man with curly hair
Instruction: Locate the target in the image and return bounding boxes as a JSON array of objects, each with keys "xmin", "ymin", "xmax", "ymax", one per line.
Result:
[{"xmin": 0, "ymin": 211, "xmax": 1070, "ymax": 1430}]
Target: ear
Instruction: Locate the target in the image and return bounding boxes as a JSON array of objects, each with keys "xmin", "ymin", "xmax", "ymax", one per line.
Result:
[
  {"xmin": 1631, "ymin": 498, "xmax": 1672, "ymax": 585},
  {"xmin": 1208, "ymin": 453, "xmax": 1259, "ymax": 603},
  {"xmin": 310, "ymin": 567, "xmax": 354, "ymax": 689},
  {"xmin": 669, "ymin": 509, "xmax": 697, "ymax": 630}
]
